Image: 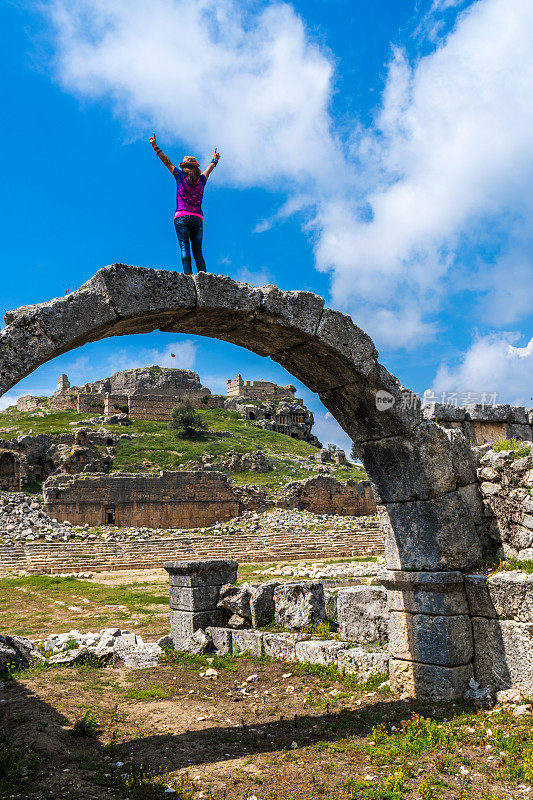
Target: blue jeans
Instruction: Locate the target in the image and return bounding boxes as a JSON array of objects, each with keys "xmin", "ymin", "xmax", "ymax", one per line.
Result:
[{"xmin": 174, "ymin": 215, "xmax": 207, "ymax": 274}]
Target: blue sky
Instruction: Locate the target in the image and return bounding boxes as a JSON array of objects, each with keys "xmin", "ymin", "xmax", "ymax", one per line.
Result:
[{"xmin": 2, "ymin": 0, "xmax": 533, "ymax": 449}]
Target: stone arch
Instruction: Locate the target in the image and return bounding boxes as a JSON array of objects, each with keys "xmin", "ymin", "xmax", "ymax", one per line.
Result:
[{"xmin": 0, "ymin": 264, "xmax": 484, "ymax": 698}]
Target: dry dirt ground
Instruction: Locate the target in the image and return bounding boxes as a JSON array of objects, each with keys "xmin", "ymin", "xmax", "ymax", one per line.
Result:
[
  {"xmin": 1, "ymin": 567, "xmax": 532, "ymax": 800},
  {"xmin": 2, "ymin": 654, "xmax": 533, "ymax": 800}
]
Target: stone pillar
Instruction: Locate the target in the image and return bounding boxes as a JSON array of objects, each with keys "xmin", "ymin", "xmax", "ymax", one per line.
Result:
[
  {"xmin": 164, "ymin": 559, "xmax": 237, "ymax": 649},
  {"xmin": 382, "ymin": 570, "xmax": 473, "ymax": 700}
]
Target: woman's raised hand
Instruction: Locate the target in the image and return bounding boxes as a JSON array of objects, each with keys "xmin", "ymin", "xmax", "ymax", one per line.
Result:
[
  {"xmin": 213, "ymin": 147, "xmax": 220, "ymax": 161},
  {"xmin": 149, "ymin": 132, "xmax": 157, "ymax": 147}
]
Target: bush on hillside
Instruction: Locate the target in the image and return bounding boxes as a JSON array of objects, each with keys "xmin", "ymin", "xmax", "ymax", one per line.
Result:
[{"xmin": 169, "ymin": 403, "xmax": 207, "ymax": 439}]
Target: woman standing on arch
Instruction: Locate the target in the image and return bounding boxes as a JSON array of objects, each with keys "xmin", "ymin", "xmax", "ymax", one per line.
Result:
[{"xmin": 149, "ymin": 133, "xmax": 220, "ymax": 274}]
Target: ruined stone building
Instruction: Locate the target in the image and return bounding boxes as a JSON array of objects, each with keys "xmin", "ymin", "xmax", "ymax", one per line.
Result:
[
  {"xmin": 0, "ymin": 429, "xmax": 115, "ymax": 491},
  {"xmin": 43, "ymin": 471, "xmax": 241, "ymax": 528},
  {"xmin": 47, "ymin": 367, "xmax": 226, "ymax": 419},
  {"xmin": 226, "ymin": 374, "xmax": 297, "ymax": 402},
  {"xmin": 225, "ymin": 374, "xmax": 321, "ymax": 447},
  {"xmin": 18, "ymin": 366, "xmax": 321, "ymax": 446}
]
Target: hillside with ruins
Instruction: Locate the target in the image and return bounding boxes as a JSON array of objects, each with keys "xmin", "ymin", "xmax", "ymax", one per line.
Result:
[{"xmin": 2, "ymin": 365, "xmax": 359, "ymax": 497}]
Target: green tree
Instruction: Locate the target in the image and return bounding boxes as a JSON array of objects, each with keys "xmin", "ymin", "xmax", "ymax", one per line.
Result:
[
  {"xmin": 350, "ymin": 442, "xmax": 358, "ymax": 462},
  {"xmin": 168, "ymin": 403, "xmax": 206, "ymax": 439},
  {"xmin": 327, "ymin": 442, "xmax": 338, "ymax": 452}
]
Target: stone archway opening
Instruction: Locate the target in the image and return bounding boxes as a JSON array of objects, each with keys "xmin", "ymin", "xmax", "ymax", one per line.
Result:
[{"xmin": 0, "ymin": 263, "xmax": 485, "ymax": 699}]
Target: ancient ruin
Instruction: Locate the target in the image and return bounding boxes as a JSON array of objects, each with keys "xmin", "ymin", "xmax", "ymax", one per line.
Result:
[
  {"xmin": 226, "ymin": 373, "xmax": 320, "ymax": 445},
  {"xmin": 0, "ymin": 263, "xmax": 525, "ymax": 701},
  {"xmin": 425, "ymin": 401, "xmax": 533, "ymax": 444},
  {"xmin": 43, "ymin": 470, "xmax": 241, "ymax": 528}
]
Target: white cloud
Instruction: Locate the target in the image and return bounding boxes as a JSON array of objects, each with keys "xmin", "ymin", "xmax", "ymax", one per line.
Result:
[
  {"xmin": 45, "ymin": 0, "xmax": 339, "ymax": 185},
  {"xmin": 235, "ymin": 266, "xmax": 274, "ymax": 287},
  {"xmin": 0, "ymin": 394, "xmax": 23, "ymax": 412},
  {"xmin": 432, "ymin": 332, "xmax": 533, "ymax": 406},
  {"xmin": 40, "ymin": 0, "xmax": 533, "ymax": 350},
  {"xmin": 315, "ymin": 0, "xmax": 533, "ymax": 345},
  {"xmin": 312, "ymin": 411, "xmax": 354, "ymax": 455},
  {"xmin": 64, "ymin": 339, "xmax": 198, "ymax": 384}
]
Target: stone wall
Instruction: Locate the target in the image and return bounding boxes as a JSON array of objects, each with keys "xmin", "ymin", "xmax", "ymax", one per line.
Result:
[
  {"xmin": 16, "ymin": 395, "xmax": 41, "ymax": 412},
  {"xmin": 279, "ymin": 475, "xmax": 377, "ymax": 516},
  {"xmin": 226, "ymin": 374, "xmax": 296, "ymax": 401},
  {"xmin": 0, "ymin": 450, "xmax": 25, "ymax": 490},
  {"xmin": 77, "ymin": 392, "xmax": 106, "ymax": 414},
  {"xmin": 425, "ymin": 402, "xmax": 533, "ymax": 445},
  {"xmin": 43, "ymin": 470, "xmax": 241, "ymax": 528},
  {"xmin": 127, "ymin": 392, "xmax": 225, "ymax": 420},
  {"xmin": 466, "ymin": 572, "xmax": 533, "ymax": 696},
  {"xmin": 477, "ymin": 442, "xmax": 533, "ymax": 559}
]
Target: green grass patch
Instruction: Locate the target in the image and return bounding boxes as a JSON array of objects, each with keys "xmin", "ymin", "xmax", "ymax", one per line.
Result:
[
  {"xmin": 125, "ymin": 684, "xmax": 170, "ymax": 700},
  {"xmin": 497, "ymin": 558, "xmax": 533, "ymax": 574},
  {"xmin": 0, "ymin": 736, "xmax": 39, "ymax": 793},
  {"xmin": 0, "ymin": 407, "xmax": 366, "ymax": 490},
  {"xmin": 493, "ymin": 437, "xmax": 531, "ymax": 459},
  {"xmin": 0, "ymin": 574, "xmax": 168, "ymax": 611},
  {"xmin": 71, "ymin": 708, "xmax": 99, "ymax": 737}
]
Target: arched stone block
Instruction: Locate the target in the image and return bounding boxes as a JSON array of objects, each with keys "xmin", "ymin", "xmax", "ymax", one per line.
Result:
[{"xmin": 0, "ymin": 264, "xmax": 484, "ymax": 699}]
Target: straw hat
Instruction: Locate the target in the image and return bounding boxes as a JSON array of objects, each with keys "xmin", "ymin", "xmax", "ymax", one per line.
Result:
[{"xmin": 179, "ymin": 156, "xmax": 200, "ymax": 169}]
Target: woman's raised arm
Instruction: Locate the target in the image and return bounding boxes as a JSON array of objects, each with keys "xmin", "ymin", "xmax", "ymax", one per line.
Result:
[
  {"xmin": 149, "ymin": 133, "xmax": 176, "ymax": 175},
  {"xmin": 202, "ymin": 147, "xmax": 221, "ymax": 180}
]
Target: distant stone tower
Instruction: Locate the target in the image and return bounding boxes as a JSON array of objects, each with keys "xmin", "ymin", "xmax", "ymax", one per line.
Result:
[{"xmin": 55, "ymin": 374, "xmax": 70, "ymax": 394}]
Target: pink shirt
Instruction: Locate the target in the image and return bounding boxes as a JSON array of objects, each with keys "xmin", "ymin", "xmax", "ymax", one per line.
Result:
[{"xmin": 173, "ymin": 167, "xmax": 207, "ymax": 219}]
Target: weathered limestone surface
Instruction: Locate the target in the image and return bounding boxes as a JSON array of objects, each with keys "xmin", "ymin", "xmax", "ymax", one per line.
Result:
[
  {"xmin": 294, "ymin": 639, "xmax": 348, "ymax": 666},
  {"xmin": 218, "ymin": 583, "xmax": 253, "ymax": 621},
  {"xmin": 262, "ymin": 632, "xmax": 305, "ymax": 662},
  {"xmin": 205, "ymin": 626, "xmax": 233, "ymax": 655},
  {"xmin": 166, "ymin": 559, "xmax": 236, "ymax": 648},
  {"xmin": 424, "ymin": 402, "xmax": 533, "ymax": 445},
  {"xmin": 389, "ymin": 658, "xmax": 473, "ymax": 701},
  {"xmin": 170, "ymin": 609, "xmax": 226, "ymax": 648},
  {"xmin": 472, "ymin": 618, "xmax": 533, "ymax": 694},
  {"xmin": 274, "ymin": 582, "xmax": 326, "ymax": 629},
  {"xmin": 337, "ymin": 647, "xmax": 389, "ymax": 682},
  {"xmin": 465, "ymin": 572, "xmax": 533, "ymax": 622},
  {"xmin": 250, "ymin": 581, "xmax": 280, "ymax": 628},
  {"xmin": 383, "ymin": 571, "xmax": 469, "ymax": 616},
  {"xmin": 337, "ymin": 586, "xmax": 388, "ymax": 644},
  {"xmin": 169, "ymin": 585, "xmax": 223, "ymax": 612},
  {"xmin": 382, "ymin": 492, "xmax": 482, "ymax": 571},
  {"xmin": 232, "ymin": 629, "xmax": 264, "ymax": 656},
  {"xmin": 164, "ymin": 559, "xmax": 237, "ymax": 588},
  {"xmin": 476, "ymin": 445, "xmax": 533, "ymax": 558},
  {"xmin": 388, "ymin": 611, "xmax": 473, "ymax": 667}
]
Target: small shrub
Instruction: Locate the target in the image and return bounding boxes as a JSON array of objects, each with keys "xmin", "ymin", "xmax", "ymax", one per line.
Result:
[
  {"xmin": 71, "ymin": 708, "xmax": 99, "ymax": 737},
  {"xmin": 303, "ymin": 619, "xmax": 336, "ymax": 638},
  {"xmin": 168, "ymin": 403, "xmax": 206, "ymax": 439},
  {"xmin": 493, "ymin": 437, "xmax": 531, "ymax": 459}
]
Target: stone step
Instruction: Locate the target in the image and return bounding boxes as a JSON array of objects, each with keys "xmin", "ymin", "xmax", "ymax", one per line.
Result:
[{"xmin": 0, "ymin": 525, "xmax": 384, "ymax": 573}]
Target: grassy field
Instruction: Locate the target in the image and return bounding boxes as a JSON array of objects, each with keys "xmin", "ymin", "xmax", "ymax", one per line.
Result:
[{"xmin": 0, "ymin": 406, "xmax": 366, "ymax": 489}]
